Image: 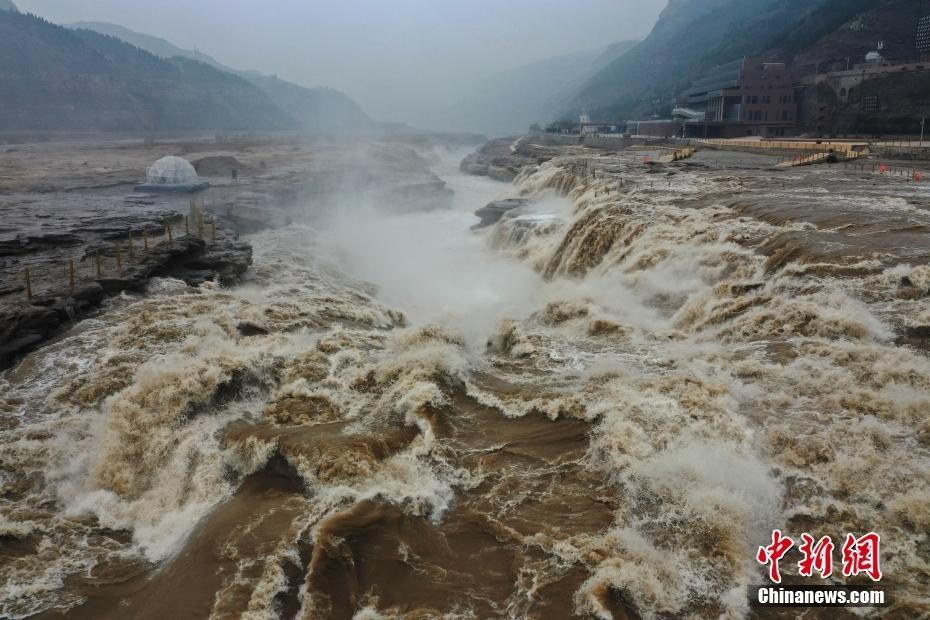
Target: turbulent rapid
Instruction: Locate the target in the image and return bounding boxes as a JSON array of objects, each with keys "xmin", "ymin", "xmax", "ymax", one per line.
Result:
[{"xmin": 1, "ymin": 145, "xmax": 928, "ymax": 619}]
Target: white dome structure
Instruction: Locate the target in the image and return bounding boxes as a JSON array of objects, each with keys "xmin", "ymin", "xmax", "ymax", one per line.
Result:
[
  {"xmin": 135, "ymin": 156, "xmax": 209, "ymax": 193},
  {"xmin": 147, "ymin": 156, "xmax": 198, "ymax": 185}
]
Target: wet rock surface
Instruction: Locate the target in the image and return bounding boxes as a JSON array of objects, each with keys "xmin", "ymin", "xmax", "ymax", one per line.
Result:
[
  {"xmin": 291, "ymin": 143, "xmax": 453, "ymax": 214},
  {"xmin": 472, "ymin": 197, "xmax": 529, "ymax": 228},
  {"xmin": 0, "ymin": 234, "xmax": 251, "ymax": 367},
  {"xmin": 0, "ymin": 136, "xmax": 460, "ymax": 369},
  {"xmin": 459, "ymin": 136, "xmax": 564, "ymax": 182}
]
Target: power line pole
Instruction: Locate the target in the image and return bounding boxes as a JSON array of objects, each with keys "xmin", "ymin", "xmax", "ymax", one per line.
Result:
[{"xmin": 921, "ymin": 117, "xmax": 926, "ymax": 148}]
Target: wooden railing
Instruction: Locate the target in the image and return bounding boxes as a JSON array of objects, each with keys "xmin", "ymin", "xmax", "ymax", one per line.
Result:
[{"xmin": 15, "ymin": 201, "xmax": 218, "ymax": 301}]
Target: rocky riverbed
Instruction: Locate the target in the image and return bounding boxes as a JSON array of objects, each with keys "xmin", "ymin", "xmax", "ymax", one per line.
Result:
[
  {"xmin": 459, "ymin": 136, "xmax": 566, "ymax": 182},
  {"xmin": 2, "ymin": 134, "xmax": 927, "ymax": 618},
  {"xmin": 0, "ymin": 136, "xmax": 455, "ymax": 367}
]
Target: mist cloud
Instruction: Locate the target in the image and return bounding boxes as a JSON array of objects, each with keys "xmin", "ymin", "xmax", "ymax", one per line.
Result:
[{"xmin": 16, "ymin": 0, "xmax": 665, "ymax": 127}]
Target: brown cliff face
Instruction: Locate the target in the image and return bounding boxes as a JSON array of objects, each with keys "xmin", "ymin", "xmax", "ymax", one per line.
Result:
[
  {"xmin": 793, "ymin": 0, "xmax": 927, "ymax": 69},
  {"xmin": 566, "ymin": 0, "xmax": 930, "ymax": 132},
  {"xmin": 802, "ymin": 71, "xmax": 930, "ymax": 136},
  {"xmin": 792, "ymin": 0, "xmax": 930, "ymax": 136}
]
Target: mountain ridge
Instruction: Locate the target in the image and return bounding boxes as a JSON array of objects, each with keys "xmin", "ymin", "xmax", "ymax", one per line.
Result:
[
  {"xmin": 67, "ymin": 20, "xmax": 374, "ymax": 134},
  {"xmin": 67, "ymin": 21, "xmax": 233, "ymax": 71},
  {"xmin": 0, "ymin": 11, "xmax": 296, "ymax": 132},
  {"xmin": 445, "ymin": 40, "xmax": 637, "ymax": 137},
  {"xmin": 0, "ymin": 11, "xmax": 374, "ymax": 134},
  {"xmin": 564, "ymin": 0, "xmax": 928, "ymax": 122}
]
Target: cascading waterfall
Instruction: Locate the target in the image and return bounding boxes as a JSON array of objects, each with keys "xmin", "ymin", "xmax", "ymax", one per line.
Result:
[{"xmin": 0, "ymin": 147, "xmax": 927, "ymax": 619}]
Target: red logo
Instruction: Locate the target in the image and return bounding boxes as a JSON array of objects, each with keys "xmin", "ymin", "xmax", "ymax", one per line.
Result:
[
  {"xmin": 757, "ymin": 531, "xmax": 882, "ymax": 583},
  {"xmin": 841, "ymin": 532, "xmax": 882, "ymax": 581},
  {"xmin": 798, "ymin": 533, "xmax": 834, "ymax": 578},
  {"xmin": 756, "ymin": 529, "xmax": 794, "ymax": 584}
]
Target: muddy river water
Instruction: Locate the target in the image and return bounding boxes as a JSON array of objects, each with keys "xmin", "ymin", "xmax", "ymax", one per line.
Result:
[{"xmin": 0, "ymin": 146, "xmax": 928, "ymax": 618}]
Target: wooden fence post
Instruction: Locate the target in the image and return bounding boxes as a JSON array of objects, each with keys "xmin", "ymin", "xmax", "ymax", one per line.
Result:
[
  {"xmin": 69, "ymin": 258, "xmax": 75, "ymax": 290},
  {"xmin": 24, "ymin": 267, "xmax": 32, "ymax": 300}
]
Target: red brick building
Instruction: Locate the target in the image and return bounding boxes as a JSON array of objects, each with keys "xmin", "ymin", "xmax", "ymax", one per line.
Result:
[{"xmin": 676, "ymin": 57, "xmax": 798, "ymax": 138}]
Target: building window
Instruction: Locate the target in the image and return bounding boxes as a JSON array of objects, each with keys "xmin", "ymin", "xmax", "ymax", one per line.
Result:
[
  {"xmin": 864, "ymin": 95, "xmax": 880, "ymax": 112},
  {"xmin": 918, "ymin": 16, "xmax": 930, "ymax": 54},
  {"xmin": 840, "ymin": 88, "xmax": 847, "ymax": 98}
]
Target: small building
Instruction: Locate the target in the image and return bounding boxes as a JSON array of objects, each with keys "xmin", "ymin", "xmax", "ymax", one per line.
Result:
[
  {"xmin": 678, "ymin": 58, "xmax": 798, "ymax": 138},
  {"xmin": 627, "ymin": 119, "xmax": 682, "ymax": 138},
  {"xmin": 580, "ymin": 122, "xmax": 622, "ymax": 135},
  {"xmin": 918, "ymin": 15, "xmax": 930, "ymax": 59},
  {"xmin": 545, "ymin": 120, "xmax": 581, "ymax": 134},
  {"xmin": 577, "ymin": 114, "xmax": 622, "ymax": 135},
  {"xmin": 135, "ymin": 156, "xmax": 209, "ymax": 193}
]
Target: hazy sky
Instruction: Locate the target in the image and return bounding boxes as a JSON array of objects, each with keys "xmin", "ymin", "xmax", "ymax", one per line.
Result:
[{"xmin": 17, "ymin": 0, "xmax": 666, "ymax": 125}]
